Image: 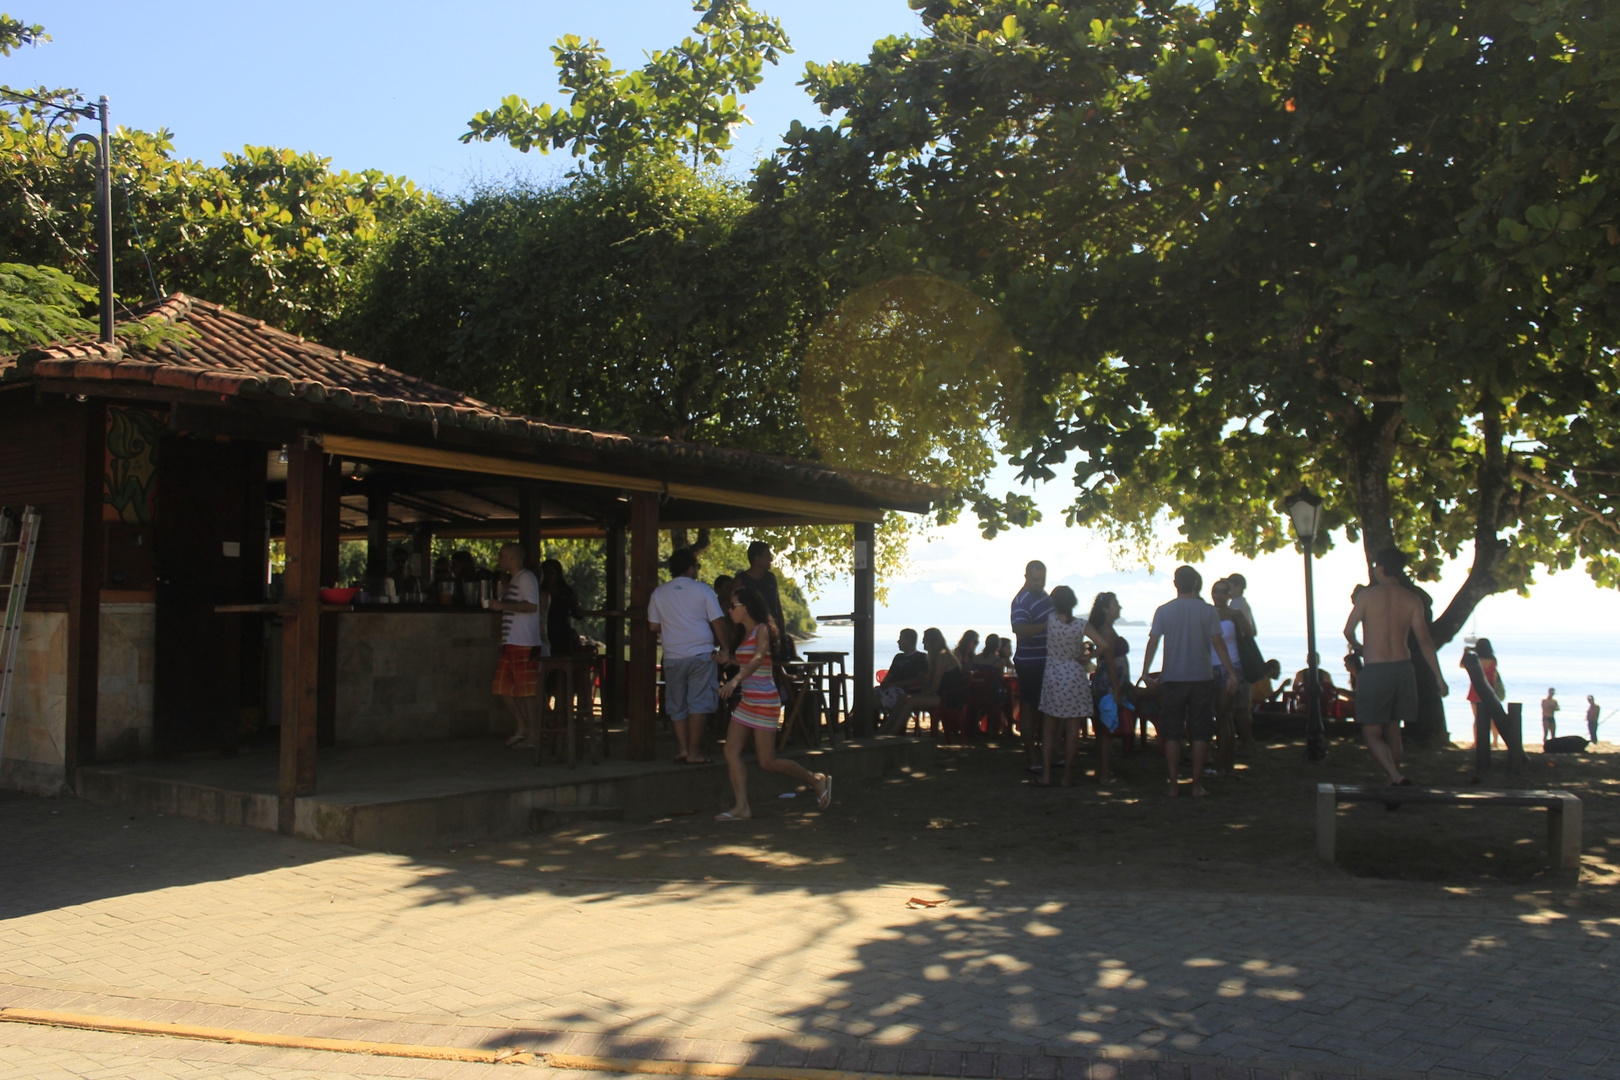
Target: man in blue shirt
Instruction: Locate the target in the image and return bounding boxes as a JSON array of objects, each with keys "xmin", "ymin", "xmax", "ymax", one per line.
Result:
[
  {"xmin": 1010, "ymin": 560, "xmax": 1053, "ymax": 767},
  {"xmin": 1143, "ymin": 565, "xmax": 1239, "ymax": 797}
]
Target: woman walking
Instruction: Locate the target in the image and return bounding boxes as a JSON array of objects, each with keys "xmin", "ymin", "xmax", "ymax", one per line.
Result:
[
  {"xmin": 716, "ymin": 587, "xmax": 830, "ymax": 821},
  {"xmin": 1037, "ymin": 586, "xmax": 1093, "ymax": 786}
]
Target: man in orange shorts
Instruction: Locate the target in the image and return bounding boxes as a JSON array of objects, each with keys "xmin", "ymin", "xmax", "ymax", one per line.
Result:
[{"xmin": 488, "ymin": 543, "xmax": 545, "ymax": 747}]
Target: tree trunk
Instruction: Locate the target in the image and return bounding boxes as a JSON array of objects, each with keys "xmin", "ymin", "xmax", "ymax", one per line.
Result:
[
  {"xmin": 1431, "ymin": 398, "xmax": 1510, "ymax": 646},
  {"xmin": 1344, "ymin": 401, "xmax": 1404, "ymax": 579},
  {"xmin": 1344, "ymin": 402, "xmax": 1453, "ymax": 742}
]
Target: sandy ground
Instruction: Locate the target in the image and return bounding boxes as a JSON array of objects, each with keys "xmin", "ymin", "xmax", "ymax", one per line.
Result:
[{"xmin": 407, "ymin": 725, "xmax": 1620, "ymax": 920}]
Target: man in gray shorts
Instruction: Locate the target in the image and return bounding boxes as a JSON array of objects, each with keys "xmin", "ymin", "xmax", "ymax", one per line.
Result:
[
  {"xmin": 648, "ymin": 548, "xmax": 731, "ymax": 764},
  {"xmin": 1343, "ymin": 548, "xmax": 1448, "ymax": 784},
  {"xmin": 1142, "ymin": 565, "xmax": 1239, "ymax": 797}
]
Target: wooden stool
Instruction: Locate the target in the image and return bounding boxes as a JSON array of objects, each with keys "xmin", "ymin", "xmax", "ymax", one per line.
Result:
[
  {"xmin": 804, "ymin": 651, "xmax": 849, "ymax": 738},
  {"xmin": 536, "ymin": 655, "xmax": 601, "ymax": 767}
]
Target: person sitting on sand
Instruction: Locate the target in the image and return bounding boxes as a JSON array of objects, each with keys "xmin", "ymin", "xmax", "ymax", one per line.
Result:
[{"xmin": 1343, "ymin": 548, "xmax": 1448, "ymax": 786}]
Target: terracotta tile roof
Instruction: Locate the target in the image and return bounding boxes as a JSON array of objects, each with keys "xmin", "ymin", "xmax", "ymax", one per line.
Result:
[{"xmin": 0, "ymin": 293, "xmax": 937, "ymax": 509}]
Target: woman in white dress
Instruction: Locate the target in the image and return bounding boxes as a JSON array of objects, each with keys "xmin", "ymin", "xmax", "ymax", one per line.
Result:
[{"xmin": 1038, "ymin": 586, "xmax": 1093, "ymax": 786}]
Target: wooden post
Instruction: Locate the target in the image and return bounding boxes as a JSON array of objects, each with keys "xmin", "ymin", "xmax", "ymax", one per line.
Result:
[
  {"xmin": 65, "ymin": 399, "xmax": 106, "ymax": 774},
  {"xmin": 364, "ymin": 480, "xmax": 389, "ymax": 581},
  {"xmin": 603, "ymin": 520, "xmax": 626, "ymax": 756},
  {"xmin": 411, "ymin": 522, "xmax": 434, "ymax": 578},
  {"xmin": 517, "ymin": 486, "xmax": 543, "ymax": 567},
  {"xmin": 852, "ymin": 520, "xmax": 875, "ymax": 738},
  {"xmin": 627, "ymin": 492, "xmax": 659, "ymax": 760},
  {"xmin": 1315, "ymin": 783, "xmax": 1338, "ymax": 863},
  {"xmin": 279, "ymin": 441, "xmax": 323, "ymax": 832},
  {"xmin": 317, "ymin": 456, "xmax": 341, "ymax": 749}
]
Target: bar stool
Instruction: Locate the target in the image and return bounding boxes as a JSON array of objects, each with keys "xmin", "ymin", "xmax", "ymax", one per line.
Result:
[
  {"xmin": 535, "ymin": 655, "xmax": 601, "ymax": 767},
  {"xmin": 804, "ymin": 650, "xmax": 848, "ymax": 736}
]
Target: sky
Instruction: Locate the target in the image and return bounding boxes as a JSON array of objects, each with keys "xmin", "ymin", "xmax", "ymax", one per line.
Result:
[
  {"xmin": 13, "ymin": 1, "xmax": 1620, "ymax": 644},
  {"xmin": 6, "ymin": 1, "xmax": 925, "ymax": 193}
]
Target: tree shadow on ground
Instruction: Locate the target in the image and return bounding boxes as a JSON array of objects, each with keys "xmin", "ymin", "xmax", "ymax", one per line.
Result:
[
  {"xmin": 407, "ymin": 733, "xmax": 1620, "ymax": 919},
  {"xmin": 0, "ymin": 790, "xmax": 350, "ymax": 919}
]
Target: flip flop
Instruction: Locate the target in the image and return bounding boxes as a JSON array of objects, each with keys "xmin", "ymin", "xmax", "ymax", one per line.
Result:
[
  {"xmin": 816, "ymin": 775, "xmax": 833, "ymax": 809},
  {"xmin": 715, "ymin": 810, "xmax": 750, "ymax": 821}
]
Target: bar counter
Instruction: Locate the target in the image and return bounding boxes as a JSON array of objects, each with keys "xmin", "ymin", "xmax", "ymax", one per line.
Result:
[{"xmin": 328, "ymin": 607, "xmax": 507, "ymax": 746}]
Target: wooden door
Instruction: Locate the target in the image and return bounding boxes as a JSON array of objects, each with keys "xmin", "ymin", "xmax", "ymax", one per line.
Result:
[{"xmin": 153, "ymin": 437, "xmax": 264, "ymax": 754}]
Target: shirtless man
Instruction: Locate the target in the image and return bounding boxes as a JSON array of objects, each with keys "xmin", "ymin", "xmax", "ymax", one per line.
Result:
[
  {"xmin": 1343, "ymin": 548, "xmax": 1448, "ymax": 785},
  {"xmin": 1541, "ymin": 689, "xmax": 1560, "ymax": 741}
]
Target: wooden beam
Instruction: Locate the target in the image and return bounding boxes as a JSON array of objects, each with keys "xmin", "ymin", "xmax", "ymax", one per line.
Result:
[
  {"xmin": 627, "ymin": 492, "xmax": 659, "ymax": 761},
  {"xmin": 319, "ymin": 434, "xmax": 887, "ymax": 524},
  {"xmin": 279, "ymin": 441, "xmax": 323, "ymax": 831},
  {"xmin": 602, "ymin": 520, "xmax": 626, "ymax": 757},
  {"xmin": 65, "ymin": 399, "xmax": 106, "ymax": 773},
  {"xmin": 852, "ymin": 521, "xmax": 875, "ymax": 738}
]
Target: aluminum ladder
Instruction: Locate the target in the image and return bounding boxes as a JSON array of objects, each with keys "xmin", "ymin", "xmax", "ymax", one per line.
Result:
[{"xmin": 0, "ymin": 506, "xmax": 42, "ymax": 758}]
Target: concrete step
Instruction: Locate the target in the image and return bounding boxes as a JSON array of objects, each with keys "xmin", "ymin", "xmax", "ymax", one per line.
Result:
[{"xmin": 530, "ymin": 805, "xmax": 625, "ymax": 831}]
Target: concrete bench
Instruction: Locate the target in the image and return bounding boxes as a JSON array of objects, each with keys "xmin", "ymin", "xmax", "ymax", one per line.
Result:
[{"xmin": 1315, "ymin": 783, "xmax": 1582, "ymax": 872}]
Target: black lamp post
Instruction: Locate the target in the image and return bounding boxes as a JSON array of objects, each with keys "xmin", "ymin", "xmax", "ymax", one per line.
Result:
[
  {"xmin": 1285, "ymin": 486, "xmax": 1328, "ymax": 761},
  {"xmin": 2, "ymin": 91, "xmax": 114, "ymax": 342}
]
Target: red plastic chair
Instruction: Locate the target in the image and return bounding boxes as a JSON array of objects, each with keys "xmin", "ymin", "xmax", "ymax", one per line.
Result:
[{"xmin": 965, "ymin": 667, "xmax": 1005, "ymax": 736}]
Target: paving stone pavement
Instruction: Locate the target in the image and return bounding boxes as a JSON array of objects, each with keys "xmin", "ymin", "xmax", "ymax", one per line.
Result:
[{"xmin": 2, "ymin": 794, "xmax": 1617, "ymax": 1080}]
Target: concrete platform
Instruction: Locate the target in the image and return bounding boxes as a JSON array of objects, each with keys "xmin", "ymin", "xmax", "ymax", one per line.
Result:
[{"xmin": 73, "ymin": 735, "xmax": 932, "ymax": 849}]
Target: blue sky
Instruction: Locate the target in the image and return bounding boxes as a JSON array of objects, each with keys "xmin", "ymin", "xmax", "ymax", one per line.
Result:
[
  {"xmin": 14, "ymin": 0, "xmax": 1620, "ymax": 641},
  {"xmin": 8, "ymin": 1, "xmax": 923, "ymax": 192}
]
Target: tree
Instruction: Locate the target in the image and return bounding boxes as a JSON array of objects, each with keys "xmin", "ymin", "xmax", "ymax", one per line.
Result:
[
  {"xmin": 763, "ymin": 0, "xmax": 1620, "ymax": 665},
  {"xmin": 0, "ymin": 21, "xmax": 431, "ymax": 340},
  {"xmin": 338, "ymin": 161, "xmax": 812, "ymax": 451},
  {"xmin": 0, "ymin": 259, "xmax": 91, "ymax": 351},
  {"xmin": 462, "ymin": 0, "xmax": 790, "ymax": 169}
]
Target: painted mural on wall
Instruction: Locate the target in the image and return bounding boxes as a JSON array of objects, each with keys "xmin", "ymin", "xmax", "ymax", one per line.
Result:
[{"xmin": 103, "ymin": 407, "xmax": 165, "ymax": 524}]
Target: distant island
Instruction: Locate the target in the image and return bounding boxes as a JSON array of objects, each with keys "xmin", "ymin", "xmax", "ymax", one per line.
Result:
[{"xmin": 1118, "ymin": 619, "xmax": 1146, "ymax": 626}]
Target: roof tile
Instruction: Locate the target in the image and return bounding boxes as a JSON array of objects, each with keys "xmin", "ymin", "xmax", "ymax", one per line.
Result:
[{"xmin": 0, "ymin": 292, "xmax": 938, "ymax": 507}]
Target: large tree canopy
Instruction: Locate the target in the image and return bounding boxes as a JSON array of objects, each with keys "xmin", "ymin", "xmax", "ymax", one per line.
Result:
[
  {"xmin": 761, "ymin": 0, "xmax": 1620, "ymax": 645},
  {"xmin": 337, "ymin": 161, "xmax": 813, "ymax": 452}
]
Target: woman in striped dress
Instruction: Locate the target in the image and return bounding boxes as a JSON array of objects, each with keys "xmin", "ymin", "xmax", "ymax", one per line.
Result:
[{"xmin": 716, "ymin": 587, "xmax": 831, "ymax": 821}]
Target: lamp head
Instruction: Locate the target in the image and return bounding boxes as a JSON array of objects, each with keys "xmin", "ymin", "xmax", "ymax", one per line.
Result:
[{"xmin": 1285, "ymin": 486, "xmax": 1324, "ymax": 541}]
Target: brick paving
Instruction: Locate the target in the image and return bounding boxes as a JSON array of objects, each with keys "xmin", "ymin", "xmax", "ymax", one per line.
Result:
[{"xmin": 3, "ymin": 792, "xmax": 1618, "ymax": 1079}]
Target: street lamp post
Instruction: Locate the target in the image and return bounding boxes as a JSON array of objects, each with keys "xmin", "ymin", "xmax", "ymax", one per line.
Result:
[
  {"xmin": 1286, "ymin": 487, "xmax": 1328, "ymax": 761},
  {"xmin": 2, "ymin": 91, "xmax": 114, "ymax": 342}
]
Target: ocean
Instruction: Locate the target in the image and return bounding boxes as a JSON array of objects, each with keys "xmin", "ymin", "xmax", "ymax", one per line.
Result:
[{"xmin": 801, "ymin": 622, "xmax": 1618, "ymax": 746}]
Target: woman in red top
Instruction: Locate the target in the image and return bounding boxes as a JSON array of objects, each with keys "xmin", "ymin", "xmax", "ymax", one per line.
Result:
[{"xmin": 1462, "ymin": 638, "xmax": 1505, "ymax": 747}]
